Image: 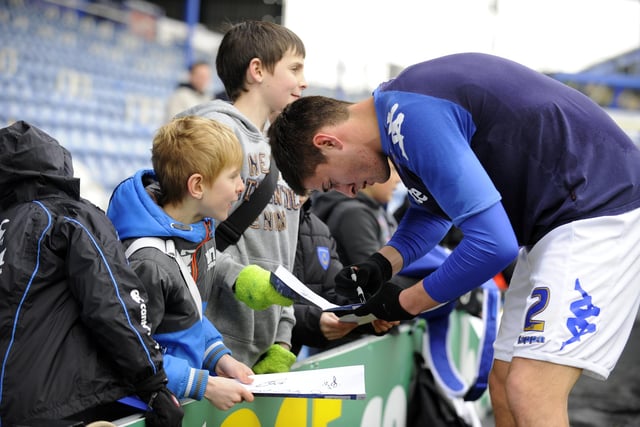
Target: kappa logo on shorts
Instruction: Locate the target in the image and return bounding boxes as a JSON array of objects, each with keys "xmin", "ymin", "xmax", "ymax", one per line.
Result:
[
  {"xmin": 560, "ymin": 278, "xmax": 600, "ymax": 350},
  {"xmin": 517, "ymin": 335, "xmax": 545, "ymax": 345}
]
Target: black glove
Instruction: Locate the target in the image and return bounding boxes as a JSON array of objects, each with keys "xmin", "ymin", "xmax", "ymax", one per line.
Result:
[
  {"xmin": 335, "ymin": 253, "xmax": 392, "ymax": 301},
  {"xmin": 354, "ymin": 282, "xmax": 415, "ymax": 321},
  {"xmin": 135, "ymin": 371, "xmax": 184, "ymax": 427}
]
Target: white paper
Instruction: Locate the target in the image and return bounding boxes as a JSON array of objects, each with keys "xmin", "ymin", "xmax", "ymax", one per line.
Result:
[
  {"xmin": 334, "ymin": 312, "xmax": 377, "ymax": 324},
  {"xmin": 272, "ymin": 265, "xmax": 377, "ymax": 325},
  {"xmin": 272, "ymin": 265, "xmax": 338, "ymax": 310},
  {"xmin": 241, "ymin": 365, "xmax": 366, "ymax": 400}
]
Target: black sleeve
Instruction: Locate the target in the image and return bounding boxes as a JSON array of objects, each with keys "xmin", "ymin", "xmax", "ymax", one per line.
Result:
[
  {"xmin": 319, "ymin": 237, "xmax": 351, "ymax": 306},
  {"xmin": 291, "ymin": 303, "xmax": 329, "ymax": 351},
  {"xmin": 63, "ymin": 208, "xmax": 163, "ymax": 384},
  {"xmin": 126, "ymin": 252, "xmax": 172, "ymax": 334}
]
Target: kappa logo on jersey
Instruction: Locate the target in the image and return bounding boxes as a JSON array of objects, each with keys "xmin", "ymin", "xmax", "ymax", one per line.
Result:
[
  {"xmin": 387, "ymin": 103, "xmax": 408, "ymax": 160},
  {"xmin": 407, "ymin": 187, "xmax": 428, "ymax": 204},
  {"xmin": 0, "ymin": 219, "xmax": 8, "ymax": 275}
]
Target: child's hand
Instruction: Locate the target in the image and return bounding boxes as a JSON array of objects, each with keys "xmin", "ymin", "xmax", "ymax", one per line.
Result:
[
  {"xmin": 319, "ymin": 312, "xmax": 359, "ymax": 340},
  {"xmin": 215, "ymin": 354, "xmax": 254, "ymax": 384},
  {"xmin": 234, "ymin": 265, "xmax": 293, "ymax": 310},
  {"xmin": 204, "ymin": 376, "xmax": 254, "ymax": 410}
]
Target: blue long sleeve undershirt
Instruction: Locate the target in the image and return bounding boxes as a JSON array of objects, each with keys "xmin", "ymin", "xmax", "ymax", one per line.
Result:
[{"xmin": 390, "ymin": 202, "xmax": 518, "ymax": 303}]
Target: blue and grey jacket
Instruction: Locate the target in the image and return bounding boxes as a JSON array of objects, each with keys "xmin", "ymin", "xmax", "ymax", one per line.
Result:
[{"xmin": 108, "ymin": 169, "xmax": 231, "ymax": 401}]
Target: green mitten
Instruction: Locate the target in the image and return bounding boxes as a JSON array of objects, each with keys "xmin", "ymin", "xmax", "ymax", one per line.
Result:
[
  {"xmin": 235, "ymin": 265, "xmax": 293, "ymax": 310},
  {"xmin": 253, "ymin": 344, "xmax": 297, "ymax": 374}
]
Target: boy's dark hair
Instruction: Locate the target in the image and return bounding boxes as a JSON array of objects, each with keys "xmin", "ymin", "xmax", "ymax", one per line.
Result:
[
  {"xmin": 268, "ymin": 96, "xmax": 351, "ymax": 195},
  {"xmin": 216, "ymin": 20, "xmax": 306, "ymax": 102}
]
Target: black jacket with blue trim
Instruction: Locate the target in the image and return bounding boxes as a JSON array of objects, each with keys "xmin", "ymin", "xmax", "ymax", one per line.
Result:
[
  {"xmin": 291, "ymin": 199, "xmax": 378, "ymax": 354},
  {"xmin": 0, "ymin": 122, "xmax": 164, "ymax": 424}
]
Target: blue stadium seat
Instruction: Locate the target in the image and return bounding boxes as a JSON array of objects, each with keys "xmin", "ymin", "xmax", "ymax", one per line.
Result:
[{"xmin": 1, "ymin": 0, "xmax": 208, "ymax": 198}]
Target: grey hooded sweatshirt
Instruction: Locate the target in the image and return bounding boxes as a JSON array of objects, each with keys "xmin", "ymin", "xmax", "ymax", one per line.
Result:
[{"xmin": 177, "ymin": 100, "xmax": 299, "ymax": 366}]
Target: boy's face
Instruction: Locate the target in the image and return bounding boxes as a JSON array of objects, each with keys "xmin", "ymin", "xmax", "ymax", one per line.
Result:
[
  {"xmin": 190, "ymin": 64, "xmax": 212, "ymax": 93},
  {"xmin": 200, "ymin": 166, "xmax": 244, "ymax": 222},
  {"xmin": 263, "ymin": 49, "xmax": 307, "ymax": 115}
]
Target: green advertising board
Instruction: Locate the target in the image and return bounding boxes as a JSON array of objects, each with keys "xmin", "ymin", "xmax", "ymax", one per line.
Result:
[{"xmin": 119, "ymin": 311, "xmax": 490, "ymax": 427}]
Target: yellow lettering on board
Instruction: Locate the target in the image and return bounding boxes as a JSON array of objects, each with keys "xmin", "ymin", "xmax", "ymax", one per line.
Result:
[
  {"xmin": 275, "ymin": 398, "xmax": 307, "ymax": 427},
  {"xmin": 221, "ymin": 408, "xmax": 260, "ymax": 427},
  {"xmin": 312, "ymin": 399, "xmax": 342, "ymax": 427}
]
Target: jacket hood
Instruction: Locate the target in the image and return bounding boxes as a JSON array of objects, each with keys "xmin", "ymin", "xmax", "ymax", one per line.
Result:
[
  {"xmin": 310, "ymin": 191, "xmax": 349, "ymax": 221},
  {"xmin": 176, "ymin": 99, "xmax": 263, "ymax": 136},
  {"xmin": 0, "ymin": 121, "xmax": 79, "ymax": 207},
  {"xmin": 311, "ymin": 191, "xmax": 378, "ymax": 222},
  {"xmin": 107, "ymin": 169, "xmax": 208, "ymax": 243}
]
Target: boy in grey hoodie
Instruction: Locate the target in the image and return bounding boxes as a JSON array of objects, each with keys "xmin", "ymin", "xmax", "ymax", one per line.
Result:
[{"xmin": 177, "ymin": 20, "xmax": 307, "ymax": 372}]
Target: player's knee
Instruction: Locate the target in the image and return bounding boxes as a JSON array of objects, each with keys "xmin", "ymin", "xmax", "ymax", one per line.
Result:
[
  {"xmin": 503, "ymin": 366, "xmax": 557, "ymax": 416},
  {"xmin": 504, "ymin": 370, "xmax": 529, "ymax": 409}
]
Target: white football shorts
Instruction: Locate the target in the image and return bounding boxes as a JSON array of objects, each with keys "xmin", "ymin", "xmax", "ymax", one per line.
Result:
[{"xmin": 493, "ymin": 207, "xmax": 640, "ymax": 380}]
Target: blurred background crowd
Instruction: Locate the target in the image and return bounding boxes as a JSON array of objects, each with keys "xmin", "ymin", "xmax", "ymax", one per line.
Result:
[{"xmin": 2, "ymin": 0, "xmax": 640, "ymax": 212}]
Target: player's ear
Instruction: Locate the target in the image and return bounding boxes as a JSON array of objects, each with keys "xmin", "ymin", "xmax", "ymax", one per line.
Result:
[{"xmin": 312, "ymin": 133, "xmax": 343, "ymax": 152}]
